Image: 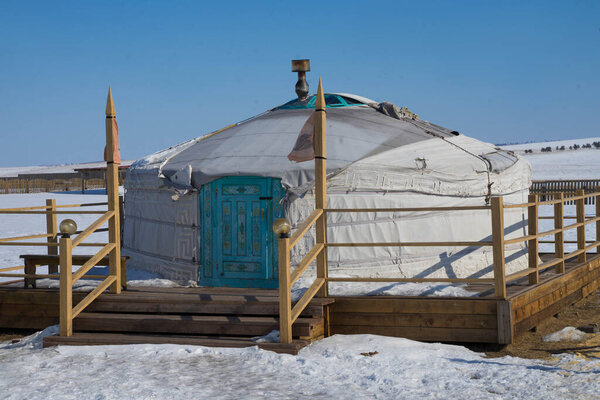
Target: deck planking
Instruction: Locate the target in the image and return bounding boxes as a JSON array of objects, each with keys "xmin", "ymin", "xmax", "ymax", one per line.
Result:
[{"xmin": 1, "ymin": 253, "xmax": 599, "ymax": 348}]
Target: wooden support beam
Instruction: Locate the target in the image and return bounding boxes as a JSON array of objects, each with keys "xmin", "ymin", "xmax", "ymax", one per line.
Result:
[
  {"xmin": 491, "ymin": 197, "xmax": 506, "ymax": 299},
  {"xmin": 46, "ymin": 199, "xmax": 58, "ymax": 274},
  {"xmin": 596, "ymin": 188, "xmax": 600, "ymax": 255},
  {"xmin": 59, "ymin": 237, "xmax": 73, "ymax": 336},
  {"xmin": 527, "ymin": 194, "xmax": 539, "ymax": 285},
  {"xmin": 278, "ymin": 237, "xmax": 292, "ymax": 344},
  {"xmin": 105, "ymin": 87, "xmax": 122, "ymax": 294},
  {"xmin": 497, "ymin": 300, "xmax": 514, "ymax": 344},
  {"xmin": 554, "ymin": 192, "xmax": 565, "ymax": 273},
  {"xmin": 313, "ymin": 78, "xmax": 328, "ymax": 297},
  {"xmin": 576, "ymin": 189, "xmax": 586, "ymax": 263}
]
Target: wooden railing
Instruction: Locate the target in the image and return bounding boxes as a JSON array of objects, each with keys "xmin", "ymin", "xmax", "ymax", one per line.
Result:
[
  {"xmin": 58, "ymin": 207, "xmax": 121, "ymax": 336},
  {"xmin": 500, "ymin": 189, "xmax": 600, "ymax": 291},
  {"xmin": 277, "ymin": 76, "xmax": 600, "ymax": 344},
  {"xmin": 0, "ymin": 88, "xmax": 124, "ymax": 337},
  {"xmin": 277, "ymin": 190, "xmax": 600, "ymax": 342},
  {"xmin": 0, "ymin": 200, "xmax": 112, "ymax": 286},
  {"xmin": 278, "ymin": 209, "xmax": 326, "ymax": 344}
]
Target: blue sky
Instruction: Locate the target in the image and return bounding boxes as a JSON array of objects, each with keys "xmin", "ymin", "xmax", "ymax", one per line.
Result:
[{"xmin": 1, "ymin": 0, "xmax": 598, "ymax": 167}]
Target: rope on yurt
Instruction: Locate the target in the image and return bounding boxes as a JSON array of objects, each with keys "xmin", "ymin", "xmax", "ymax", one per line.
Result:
[{"xmin": 404, "ymin": 119, "xmax": 494, "ymax": 204}]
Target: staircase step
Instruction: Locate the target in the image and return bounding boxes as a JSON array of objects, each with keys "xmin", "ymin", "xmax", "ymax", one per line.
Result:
[
  {"xmin": 43, "ymin": 332, "xmax": 308, "ymax": 355},
  {"xmin": 87, "ymin": 298, "xmax": 326, "ymax": 317},
  {"xmin": 74, "ymin": 312, "xmax": 323, "ymax": 338},
  {"xmin": 89, "ymin": 291, "xmax": 334, "ymax": 317}
]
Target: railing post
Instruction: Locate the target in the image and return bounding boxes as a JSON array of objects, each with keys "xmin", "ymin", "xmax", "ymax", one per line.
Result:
[
  {"xmin": 59, "ymin": 236, "xmax": 73, "ymax": 336},
  {"xmin": 596, "ymin": 186, "xmax": 600, "ymax": 255},
  {"xmin": 278, "ymin": 236, "xmax": 292, "ymax": 344},
  {"xmin": 554, "ymin": 192, "xmax": 565, "ymax": 273},
  {"xmin": 527, "ymin": 194, "xmax": 539, "ymax": 285},
  {"xmin": 105, "ymin": 88, "xmax": 122, "ymax": 294},
  {"xmin": 46, "ymin": 199, "xmax": 58, "ymax": 274},
  {"xmin": 491, "ymin": 197, "xmax": 506, "ymax": 298},
  {"xmin": 576, "ymin": 189, "xmax": 586, "ymax": 263},
  {"xmin": 314, "ymin": 78, "xmax": 328, "ymax": 297}
]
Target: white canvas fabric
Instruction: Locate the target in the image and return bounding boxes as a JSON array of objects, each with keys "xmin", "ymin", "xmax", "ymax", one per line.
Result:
[{"xmin": 123, "ymin": 97, "xmax": 531, "ymax": 283}]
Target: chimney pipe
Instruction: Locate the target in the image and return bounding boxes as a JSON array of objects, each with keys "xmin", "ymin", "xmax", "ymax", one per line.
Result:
[{"xmin": 292, "ymin": 59, "xmax": 310, "ymax": 101}]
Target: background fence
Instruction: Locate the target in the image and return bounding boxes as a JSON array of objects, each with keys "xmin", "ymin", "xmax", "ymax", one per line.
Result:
[
  {"xmin": 531, "ymin": 179, "xmax": 600, "ymax": 205},
  {"xmin": 0, "ymin": 178, "xmax": 117, "ymax": 194}
]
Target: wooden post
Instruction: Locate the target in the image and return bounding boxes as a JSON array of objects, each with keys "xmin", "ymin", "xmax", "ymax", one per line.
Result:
[
  {"xmin": 576, "ymin": 189, "xmax": 586, "ymax": 263},
  {"xmin": 119, "ymin": 195, "xmax": 124, "ymax": 248},
  {"xmin": 527, "ymin": 194, "xmax": 538, "ymax": 285},
  {"xmin": 596, "ymin": 186, "xmax": 600, "ymax": 255},
  {"xmin": 278, "ymin": 237, "xmax": 292, "ymax": 344},
  {"xmin": 4, "ymin": 179, "xmax": 7, "ymax": 194},
  {"xmin": 491, "ymin": 196, "xmax": 506, "ymax": 298},
  {"xmin": 59, "ymin": 236, "xmax": 73, "ymax": 336},
  {"xmin": 554, "ymin": 192, "xmax": 565, "ymax": 273},
  {"xmin": 105, "ymin": 88, "xmax": 122, "ymax": 293},
  {"xmin": 314, "ymin": 78, "xmax": 328, "ymax": 297},
  {"xmin": 46, "ymin": 199, "xmax": 58, "ymax": 274}
]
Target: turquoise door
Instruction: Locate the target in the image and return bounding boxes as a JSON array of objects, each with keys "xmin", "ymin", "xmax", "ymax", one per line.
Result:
[{"xmin": 199, "ymin": 177, "xmax": 284, "ymax": 288}]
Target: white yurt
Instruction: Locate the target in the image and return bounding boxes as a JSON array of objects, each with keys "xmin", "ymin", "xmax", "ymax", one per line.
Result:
[{"xmin": 123, "ymin": 88, "xmax": 531, "ymax": 288}]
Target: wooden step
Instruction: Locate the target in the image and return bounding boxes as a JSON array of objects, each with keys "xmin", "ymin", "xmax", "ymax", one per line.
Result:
[
  {"xmin": 87, "ymin": 297, "xmax": 329, "ymax": 317},
  {"xmin": 74, "ymin": 312, "xmax": 324, "ymax": 338},
  {"xmin": 43, "ymin": 332, "xmax": 309, "ymax": 355}
]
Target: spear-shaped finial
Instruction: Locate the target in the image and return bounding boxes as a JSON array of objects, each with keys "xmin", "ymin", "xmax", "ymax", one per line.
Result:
[
  {"xmin": 315, "ymin": 77, "xmax": 325, "ymax": 110},
  {"xmin": 106, "ymin": 87, "xmax": 116, "ymax": 117}
]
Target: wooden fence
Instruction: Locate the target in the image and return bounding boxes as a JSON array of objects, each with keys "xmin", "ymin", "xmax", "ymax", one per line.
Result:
[
  {"xmin": 277, "ymin": 189, "xmax": 600, "ymax": 342},
  {"xmin": 531, "ymin": 179, "xmax": 600, "ymax": 205},
  {"xmin": 0, "ymin": 178, "xmax": 108, "ymax": 194}
]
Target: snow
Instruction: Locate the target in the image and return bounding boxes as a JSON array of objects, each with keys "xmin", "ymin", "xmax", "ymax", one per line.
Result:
[
  {"xmin": 292, "ymin": 277, "xmax": 477, "ymax": 301},
  {"xmin": 538, "ymin": 204, "xmax": 597, "ymax": 253},
  {"xmin": 1, "ymin": 330, "xmax": 600, "ymax": 399},
  {"xmin": 501, "ymin": 136, "xmax": 600, "ymax": 152},
  {"xmin": 500, "ymin": 137, "xmax": 600, "ymax": 180},
  {"xmin": 542, "ymin": 327, "xmax": 587, "ymax": 343}
]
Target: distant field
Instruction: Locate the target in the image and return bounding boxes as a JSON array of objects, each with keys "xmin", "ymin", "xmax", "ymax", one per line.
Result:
[
  {"xmin": 500, "ymin": 137, "xmax": 600, "ymax": 180},
  {"xmin": 501, "ymin": 136, "xmax": 600, "ymax": 153}
]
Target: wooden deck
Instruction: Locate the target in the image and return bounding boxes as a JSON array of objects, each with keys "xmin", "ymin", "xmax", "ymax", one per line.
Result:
[
  {"xmin": 1, "ymin": 253, "xmax": 599, "ymax": 351},
  {"xmin": 328, "ymin": 253, "xmax": 600, "ymax": 344}
]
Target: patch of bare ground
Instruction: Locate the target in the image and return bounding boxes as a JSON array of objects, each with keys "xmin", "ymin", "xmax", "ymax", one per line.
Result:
[
  {"xmin": 468, "ymin": 290, "xmax": 600, "ymax": 360},
  {"xmin": 0, "ymin": 329, "xmax": 36, "ymax": 343}
]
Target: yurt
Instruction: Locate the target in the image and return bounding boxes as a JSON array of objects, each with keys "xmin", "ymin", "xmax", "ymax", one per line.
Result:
[{"xmin": 123, "ymin": 73, "xmax": 531, "ymax": 288}]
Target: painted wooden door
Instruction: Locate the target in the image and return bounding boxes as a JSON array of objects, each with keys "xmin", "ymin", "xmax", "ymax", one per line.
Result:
[{"xmin": 199, "ymin": 177, "xmax": 284, "ymax": 288}]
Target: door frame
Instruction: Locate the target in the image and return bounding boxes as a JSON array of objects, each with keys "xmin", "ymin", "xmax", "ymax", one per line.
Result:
[{"xmin": 198, "ymin": 176, "xmax": 285, "ymax": 288}]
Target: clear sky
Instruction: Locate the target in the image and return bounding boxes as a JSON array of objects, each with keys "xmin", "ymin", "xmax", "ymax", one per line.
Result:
[{"xmin": 1, "ymin": 0, "xmax": 598, "ymax": 167}]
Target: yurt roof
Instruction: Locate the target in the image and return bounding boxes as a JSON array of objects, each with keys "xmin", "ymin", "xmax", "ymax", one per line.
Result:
[{"xmin": 128, "ymin": 93, "xmax": 530, "ymax": 197}]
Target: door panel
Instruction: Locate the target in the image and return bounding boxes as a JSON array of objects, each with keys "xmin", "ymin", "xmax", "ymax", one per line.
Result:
[{"xmin": 199, "ymin": 177, "xmax": 283, "ymax": 288}]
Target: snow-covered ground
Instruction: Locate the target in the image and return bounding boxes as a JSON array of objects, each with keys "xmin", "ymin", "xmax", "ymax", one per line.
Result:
[
  {"xmin": 1, "ymin": 328, "xmax": 599, "ymax": 400},
  {"xmin": 501, "ymin": 137, "xmax": 600, "ymax": 180}
]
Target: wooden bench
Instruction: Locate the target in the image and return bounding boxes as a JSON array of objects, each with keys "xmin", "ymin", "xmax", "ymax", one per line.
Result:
[{"xmin": 19, "ymin": 254, "xmax": 129, "ymax": 289}]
